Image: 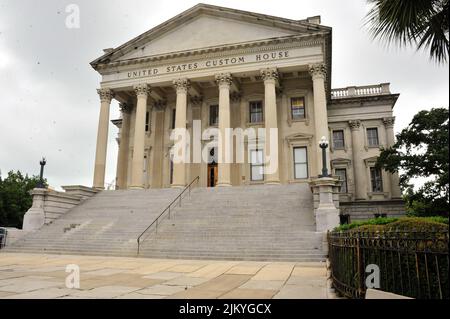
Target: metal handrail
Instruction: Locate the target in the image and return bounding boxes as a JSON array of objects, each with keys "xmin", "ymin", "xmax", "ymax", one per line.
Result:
[{"xmin": 137, "ymin": 176, "xmax": 200, "ymax": 255}]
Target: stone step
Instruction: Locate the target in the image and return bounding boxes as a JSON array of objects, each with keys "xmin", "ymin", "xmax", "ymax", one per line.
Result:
[{"xmin": 8, "ymin": 184, "xmax": 323, "ymax": 262}]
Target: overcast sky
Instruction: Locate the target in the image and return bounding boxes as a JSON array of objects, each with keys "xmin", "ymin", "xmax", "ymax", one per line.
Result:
[{"xmin": 0, "ymin": 0, "xmax": 448, "ymax": 189}]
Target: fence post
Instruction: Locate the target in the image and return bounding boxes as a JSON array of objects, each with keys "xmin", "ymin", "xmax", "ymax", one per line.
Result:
[{"xmin": 356, "ymin": 232, "xmax": 364, "ymax": 298}]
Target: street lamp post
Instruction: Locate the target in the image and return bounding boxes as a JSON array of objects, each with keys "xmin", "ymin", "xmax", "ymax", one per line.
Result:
[
  {"xmin": 37, "ymin": 157, "xmax": 47, "ymax": 188},
  {"xmin": 318, "ymin": 136, "xmax": 330, "ymax": 178}
]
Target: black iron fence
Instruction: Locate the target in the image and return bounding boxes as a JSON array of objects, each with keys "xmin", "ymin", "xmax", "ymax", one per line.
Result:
[
  {"xmin": 328, "ymin": 230, "xmax": 449, "ymax": 299},
  {"xmin": 0, "ymin": 228, "xmax": 6, "ymax": 249}
]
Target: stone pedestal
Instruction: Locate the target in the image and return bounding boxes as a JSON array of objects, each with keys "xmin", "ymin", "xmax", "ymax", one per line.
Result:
[
  {"xmin": 22, "ymin": 186, "xmax": 99, "ymax": 231},
  {"xmin": 310, "ymin": 177, "xmax": 341, "ymax": 232},
  {"xmin": 22, "ymin": 188, "xmax": 47, "ymax": 231}
]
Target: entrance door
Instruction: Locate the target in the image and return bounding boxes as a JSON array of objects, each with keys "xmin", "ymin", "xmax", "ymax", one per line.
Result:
[{"xmin": 207, "ymin": 164, "xmax": 218, "ymax": 187}]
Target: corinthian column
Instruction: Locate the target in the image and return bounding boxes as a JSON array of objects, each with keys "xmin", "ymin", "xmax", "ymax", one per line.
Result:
[
  {"xmin": 93, "ymin": 88, "xmax": 114, "ymax": 189},
  {"xmin": 116, "ymin": 103, "xmax": 131, "ymax": 189},
  {"xmin": 309, "ymin": 63, "xmax": 330, "ymax": 176},
  {"xmin": 130, "ymin": 83, "xmax": 150, "ymax": 189},
  {"xmin": 215, "ymin": 73, "xmax": 232, "ymax": 187},
  {"xmin": 349, "ymin": 120, "xmax": 366, "ymax": 200},
  {"xmin": 261, "ymin": 68, "xmax": 280, "ymax": 184},
  {"xmin": 383, "ymin": 117, "xmax": 402, "ymax": 198},
  {"xmin": 171, "ymin": 78, "xmax": 190, "ymax": 188}
]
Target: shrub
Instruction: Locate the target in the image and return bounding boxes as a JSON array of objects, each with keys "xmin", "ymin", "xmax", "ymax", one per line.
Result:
[{"xmin": 334, "ymin": 216, "xmax": 449, "ymax": 232}]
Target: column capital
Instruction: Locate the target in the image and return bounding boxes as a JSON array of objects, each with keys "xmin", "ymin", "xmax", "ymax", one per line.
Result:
[
  {"xmin": 260, "ymin": 68, "xmax": 279, "ymax": 82},
  {"xmin": 189, "ymin": 95, "xmax": 203, "ymax": 106},
  {"xmin": 133, "ymin": 83, "xmax": 151, "ymax": 98},
  {"xmin": 383, "ymin": 116, "xmax": 395, "ymax": 128},
  {"xmin": 230, "ymin": 91, "xmax": 242, "ymax": 103},
  {"xmin": 348, "ymin": 120, "xmax": 361, "ymax": 131},
  {"xmin": 97, "ymin": 88, "xmax": 115, "ymax": 103},
  {"xmin": 308, "ymin": 63, "xmax": 327, "ymax": 80},
  {"xmin": 173, "ymin": 78, "xmax": 191, "ymax": 94},
  {"xmin": 119, "ymin": 102, "xmax": 132, "ymax": 114},
  {"xmin": 215, "ymin": 73, "xmax": 233, "ymax": 89},
  {"xmin": 154, "ymin": 100, "xmax": 167, "ymax": 111}
]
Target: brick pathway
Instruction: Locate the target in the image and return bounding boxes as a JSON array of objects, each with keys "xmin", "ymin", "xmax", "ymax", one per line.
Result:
[{"xmin": 0, "ymin": 253, "xmax": 329, "ymax": 299}]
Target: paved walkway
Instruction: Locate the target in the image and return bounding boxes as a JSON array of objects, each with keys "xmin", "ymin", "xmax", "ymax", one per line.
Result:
[{"xmin": 0, "ymin": 253, "xmax": 329, "ymax": 299}]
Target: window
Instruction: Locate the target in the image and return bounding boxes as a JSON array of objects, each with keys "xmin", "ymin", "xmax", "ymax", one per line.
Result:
[
  {"xmin": 367, "ymin": 128, "xmax": 379, "ymax": 147},
  {"xmin": 209, "ymin": 105, "xmax": 219, "ymax": 126},
  {"xmin": 145, "ymin": 111, "xmax": 150, "ymax": 132},
  {"xmin": 169, "ymin": 160, "xmax": 174, "ymax": 184},
  {"xmin": 171, "ymin": 109, "xmax": 176, "ymax": 129},
  {"xmin": 291, "ymin": 97, "xmax": 305, "ymax": 120},
  {"xmin": 335, "ymin": 168, "xmax": 348, "ymax": 193},
  {"xmin": 370, "ymin": 167, "xmax": 383, "ymax": 192},
  {"xmin": 293, "ymin": 147, "xmax": 308, "ymax": 179},
  {"xmin": 250, "ymin": 149, "xmax": 264, "ymax": 181},
  {"xmin": 249, "ymin": 101, "xmax": 263, "ymax": 123},
  {"xmin": 333, "ymin": 130, "xmax": 345, "ymax": 149}
]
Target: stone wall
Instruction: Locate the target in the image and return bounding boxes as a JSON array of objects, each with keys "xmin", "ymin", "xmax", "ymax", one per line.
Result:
[{"xmin": 339, "ymin": 199, "xmax": 406, "ymax": 222}]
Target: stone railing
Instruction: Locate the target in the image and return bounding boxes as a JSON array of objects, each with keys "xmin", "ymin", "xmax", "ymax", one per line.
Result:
[
  {"xmin": 22, "ymin": 185, "xmax": 98, "ymax": 231},
  {"xmin": 331, "ymin": 83, "xmax": 391, "ymax": 99}
]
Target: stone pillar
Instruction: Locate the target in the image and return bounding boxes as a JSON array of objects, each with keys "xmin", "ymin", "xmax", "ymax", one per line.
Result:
[
  {"xmin": 261, "ymin": 68, "xmax": 280, "ymax": 184},
  {"xmin": 310, "ymin": 177, "xmax": 341, "ymax": 232},
  {"xmin": 130, "ymin": 84, "xmax": 151, "ymax": 189},
  {"xmin": 116, "ymin": 103, "xmax": 131, "ymax": 189},
  {"xmin": 215, "ymin": 73, "xmax": 232, "ymax": 187},
  {"xmin": 22, "ymin": 188, "xmax": 48, "ymax": 231},
  {"xmin": 383, "ymin": 117, "xmax": 402, "ymax": 198},
  {"xmin": 309, "ymin": 63, "xmax": 330, "ymax": 176},
  {"xmin": 171, "ymin": 78, "xmax": 190, "ymax": 188},
  {"xmin": 93, "ymin": 88, "xmax": 114, "ymax": 189},
  {"xmin": 349, "ymin": 120, "xmax": 366, "ymax": 200}
]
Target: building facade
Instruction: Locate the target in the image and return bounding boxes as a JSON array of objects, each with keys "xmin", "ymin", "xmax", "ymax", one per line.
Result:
[{"xmin": 90, "ymin": 4, "xmax": 403, "ymax": 217}]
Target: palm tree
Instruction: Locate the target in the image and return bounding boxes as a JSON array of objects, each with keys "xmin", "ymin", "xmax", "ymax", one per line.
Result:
[{"xmin": 366, "ymin": 0, "xmax": 449, "ymax": 64}]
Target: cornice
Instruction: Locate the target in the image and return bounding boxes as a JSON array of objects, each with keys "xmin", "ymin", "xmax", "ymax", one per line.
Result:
[
  {"xmin": 329, "ymin": 93, "xmax": 400, "ymax": 107},
  {"xmin": 94, "ymin": 33, "xmax": 327, "ymax": 73}
]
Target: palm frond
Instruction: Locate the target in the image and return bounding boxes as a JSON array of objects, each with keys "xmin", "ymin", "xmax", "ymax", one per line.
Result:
[{"xmin": 365, "ymin": 0, "xmax": 449, "ymax": 63}]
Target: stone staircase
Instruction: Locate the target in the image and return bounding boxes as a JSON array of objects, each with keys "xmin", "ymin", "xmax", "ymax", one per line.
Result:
[
  {"xmin": 4, "ymin": 188, "xmax": 180, "ymax": 257},
  {"xmin": 5, "ymin": 184, "xmax": 326, "ymax": 262}
]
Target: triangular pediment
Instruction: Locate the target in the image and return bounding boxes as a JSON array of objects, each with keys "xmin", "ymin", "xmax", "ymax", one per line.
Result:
[
  {"xmin": 91, "ymin": 4, "xmax": 330, "ymax": 68},
  {"xmin": 118, "ymin": 15, "xmax": 296, "ymax": 61}
]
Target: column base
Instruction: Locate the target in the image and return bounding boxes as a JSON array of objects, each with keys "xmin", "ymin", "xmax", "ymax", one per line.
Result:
[
  {"xmin": 171, "ymin": 184, "xmax": 186, "ymax": 189},
  {"xmin": 265, "ymin": 181, "xmax": 280, "ymax": 185},
  {"xmin": 216, "ymin": 183, "xmax": 232, "ymax": 187},
  {"xmin": 129, "ymin": 185, "xmax": 144, "ymax": 190},
  {"xmin": 93, "ymin": 186, "xmax": 105, "ymax": 191}
]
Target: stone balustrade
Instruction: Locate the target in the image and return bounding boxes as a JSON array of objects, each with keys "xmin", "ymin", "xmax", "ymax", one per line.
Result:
[
  {"xmin": 331, "ymin": 83, "xmax": 391, "ymax": 99},
  {"xmin": 22, "ymin": 185, "xmax": 98, "ymax": 231}
]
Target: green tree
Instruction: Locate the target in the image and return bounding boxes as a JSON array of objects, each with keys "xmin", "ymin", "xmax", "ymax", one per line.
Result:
[
  {"xmin": 376, "ymin": 108, "xmax": 449, "ymax": 216},
  {"xmin": 366, "ymin": 0, "xmax": 449, "ymax": 63},
  {"xmin": 0, "ymin": 170, "xmax": 46, "ymax": 228}
]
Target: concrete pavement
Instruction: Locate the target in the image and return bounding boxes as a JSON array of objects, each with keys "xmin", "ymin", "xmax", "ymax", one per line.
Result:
[{"xmin": 0, "ymin": 252, "xmax": 329, "ymax": 299}]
